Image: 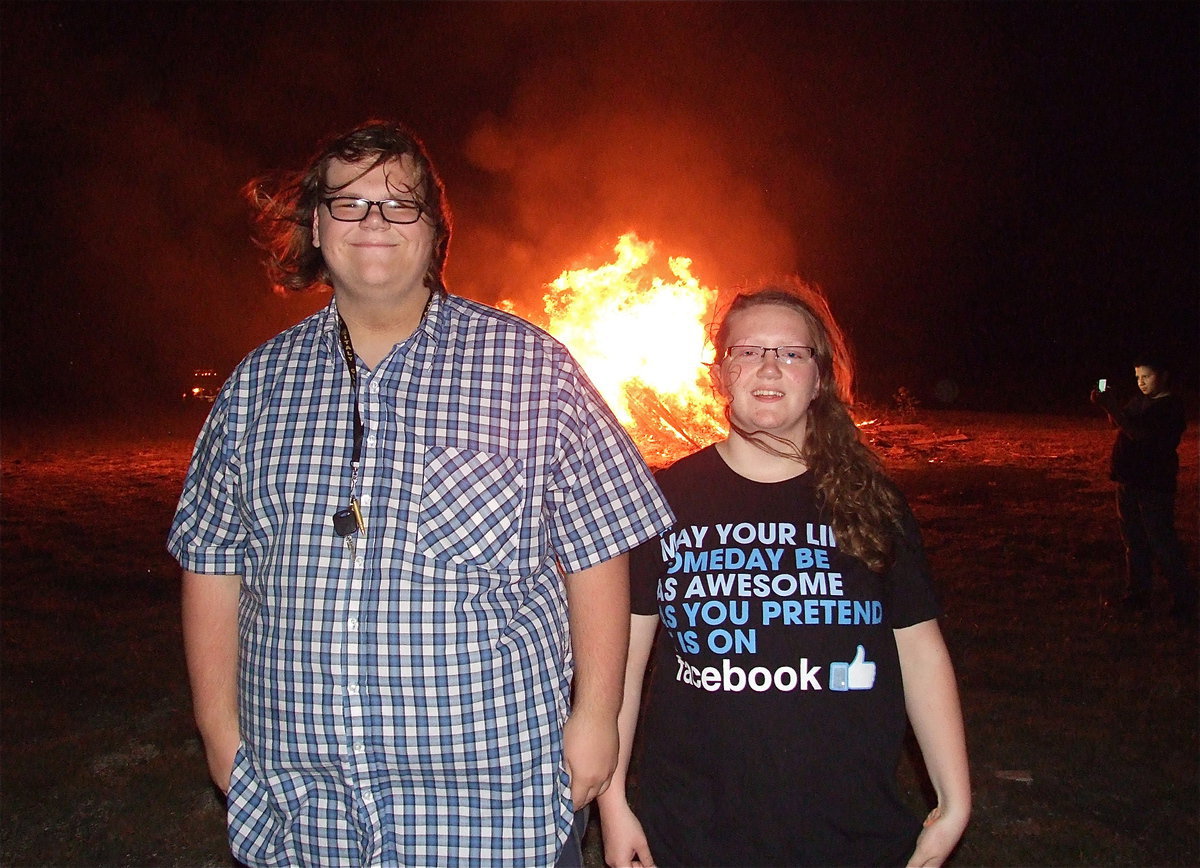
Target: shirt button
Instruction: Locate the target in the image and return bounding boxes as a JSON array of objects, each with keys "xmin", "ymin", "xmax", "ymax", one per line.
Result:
[
  {"xmin": 370, "ymin": 380, "xmax": 380, "ymax": 393},
  {"xmin": 354, "ymin": 556, "xmax": 365, "ymax": 568},
  {"xmin": 353, "ymin": 743, "xmax": 365, "ymax": 754},
  {"xmin": 347, "ymin": 617, "xmax": 358, "ymax": 630},
  {"xmin": 348, "ymin": 683, "xmax": 360, "ymax": 696},
  {"xmin": 367, "ymin": 434, "xmax": 377, "ymax": 448},
  {"xmin": 360, "ymin": 494, "xmax": 370, "ymax": 506}
]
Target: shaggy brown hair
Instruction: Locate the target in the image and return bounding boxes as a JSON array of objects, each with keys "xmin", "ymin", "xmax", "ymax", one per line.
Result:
[
  {"xmin": 710, "ymin": 279, "xmax": 906, "ymax": 572},
  {"xmin": 243, "ymin": 119, "xmax": 452, "ymax": 294}
]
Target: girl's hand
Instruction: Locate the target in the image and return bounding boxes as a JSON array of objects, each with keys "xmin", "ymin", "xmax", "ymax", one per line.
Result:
[
  {"xmin": 906, "ymin": 803, "xmax": 969, "ymax": 867},
  {"xmin": 599, "ymin": 800, "xmax": 655, "ymax": 867}
]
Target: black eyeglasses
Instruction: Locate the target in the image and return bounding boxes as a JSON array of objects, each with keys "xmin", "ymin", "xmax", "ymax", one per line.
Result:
[
  {"xmin": 322, "ymin": 197, "xmax": 424, "ymax": 224},
  {"xmin": 724, "ymin": 345, "xmax": 816, "ymax": 365}
]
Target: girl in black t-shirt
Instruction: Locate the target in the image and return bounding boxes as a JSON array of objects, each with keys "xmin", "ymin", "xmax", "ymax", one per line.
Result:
[{"xmin": 597, "ymin": 280, "xmax": 971, "ymax": 867}]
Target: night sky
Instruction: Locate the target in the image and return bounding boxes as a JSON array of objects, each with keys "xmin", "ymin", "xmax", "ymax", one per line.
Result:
[{"xmin": 3, "ymin": 1, "xmax": 1196, "ymax": 416}]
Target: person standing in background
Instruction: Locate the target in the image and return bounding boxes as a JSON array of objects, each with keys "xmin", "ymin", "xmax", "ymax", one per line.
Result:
[{"xmin": 1093, "ymin": 358, "xmax": 1197, "ymax": 624}]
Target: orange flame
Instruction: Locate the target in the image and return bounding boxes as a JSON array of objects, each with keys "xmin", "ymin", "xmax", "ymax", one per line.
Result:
[{"xmin": 507, "ymin": 233, "xmax": 727, "ymax": 467}]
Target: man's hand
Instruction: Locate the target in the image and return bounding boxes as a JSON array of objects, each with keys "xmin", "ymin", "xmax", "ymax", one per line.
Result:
[
  {"xmin": 205, "ymin": 727, "xmax": 240, "ymax": 795},
  {"xmin": 562, "ymin": 707, "xmax": 619, "ymax": 809}
]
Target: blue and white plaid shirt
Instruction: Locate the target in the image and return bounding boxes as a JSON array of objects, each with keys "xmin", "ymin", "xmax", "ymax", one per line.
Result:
[{"xmin": 169, "ymin": 292, "xmax": 674, "ymax": 866}]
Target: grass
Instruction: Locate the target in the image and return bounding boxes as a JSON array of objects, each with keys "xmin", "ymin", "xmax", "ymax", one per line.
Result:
[{"xmin": 1, "ymin": 407, "xmax": 1196, "ymax": 866}]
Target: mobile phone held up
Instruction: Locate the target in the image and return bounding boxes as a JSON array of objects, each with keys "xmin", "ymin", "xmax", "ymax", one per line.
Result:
[{"xmin": 1098, "ymin": 378, "xmax": 1108, "ymax": 392}]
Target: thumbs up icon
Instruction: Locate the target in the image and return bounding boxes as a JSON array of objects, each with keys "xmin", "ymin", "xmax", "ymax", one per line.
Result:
[{"xmin": 829, "ymin": 645, "xmax": 877, "ymax": 691}]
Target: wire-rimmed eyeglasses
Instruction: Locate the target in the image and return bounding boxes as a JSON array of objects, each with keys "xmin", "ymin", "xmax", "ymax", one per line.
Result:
[
  {"xmin": 724, "ymin": 345, "xmax": 816, "ymax": 365},
  {"xmin": 322, "ymin": 197, "xmax": 424, "ymax": 224}
]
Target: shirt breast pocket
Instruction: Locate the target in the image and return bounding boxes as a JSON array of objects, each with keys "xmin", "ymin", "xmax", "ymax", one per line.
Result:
[{"xmin": 417, "ymin": 444, "xmax": 529, "ymax": 572}]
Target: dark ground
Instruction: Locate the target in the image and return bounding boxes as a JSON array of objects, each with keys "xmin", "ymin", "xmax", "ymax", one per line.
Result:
[{"xmin": 1, "ymin": 407, "xmax": 1197, "ymax": 866}]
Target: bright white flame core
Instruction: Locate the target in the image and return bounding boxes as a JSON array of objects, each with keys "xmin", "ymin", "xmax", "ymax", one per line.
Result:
[{"xmin": 533, "ymin": 233, "xmax": 726, "ymax": 464}]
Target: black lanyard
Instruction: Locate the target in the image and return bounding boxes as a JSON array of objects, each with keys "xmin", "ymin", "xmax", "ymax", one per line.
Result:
[
  {"xmin": 332, "ymin": 293, "xmax": 432, "ymax": 540},
  {"xmin": 337, "ymin": 315, "xmax": 364, "ymax": 466},
  {"xmin": 333, "ymin": 315, "xmax": 365, "ymax": 539}
]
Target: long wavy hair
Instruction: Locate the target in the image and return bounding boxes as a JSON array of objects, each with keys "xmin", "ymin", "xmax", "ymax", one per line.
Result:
[
  {"xmin": 710, "ymin": 279, "xmax": 906, "ymax": 572},
  {"xmin": 244, "ymin": 119, "xmax": 453, "ymax": 294}
]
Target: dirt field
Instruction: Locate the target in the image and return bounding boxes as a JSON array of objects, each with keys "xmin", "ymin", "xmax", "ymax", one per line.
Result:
[{"xmin": 2, "ymin": 407, "xmax": 1196, "ymax": 866}]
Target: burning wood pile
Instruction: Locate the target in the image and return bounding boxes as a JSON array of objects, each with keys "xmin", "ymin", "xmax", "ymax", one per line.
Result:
[{"xmin": 503, "ymin": 233, "xmax": 726, "ymax": 467}]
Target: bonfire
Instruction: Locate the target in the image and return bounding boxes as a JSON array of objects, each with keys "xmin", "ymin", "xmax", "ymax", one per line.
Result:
[{"xmin": 504, "ymin": 233, "xmax": 727, "ymax": 467}]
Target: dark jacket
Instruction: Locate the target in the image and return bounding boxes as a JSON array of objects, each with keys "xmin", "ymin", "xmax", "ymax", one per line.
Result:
[{"xmin": 1110, "ymin": 392, "xmax": 1186, "ymax": 490}]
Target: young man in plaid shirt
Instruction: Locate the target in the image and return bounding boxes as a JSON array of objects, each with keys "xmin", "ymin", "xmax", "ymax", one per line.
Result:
[{"xmin": 170, "ymin": 120, "xmax": 673, "ymax": 867}]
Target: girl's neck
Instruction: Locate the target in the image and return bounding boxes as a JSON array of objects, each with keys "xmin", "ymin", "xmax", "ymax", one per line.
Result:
[{"xmin": 715, "ymin": 434, "xmax": 808, "ymax": 483}]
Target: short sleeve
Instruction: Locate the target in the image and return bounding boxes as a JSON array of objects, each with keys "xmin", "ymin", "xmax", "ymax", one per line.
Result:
[
  {"xmin": 629, "ymin": 532, "xmax": 665, "ymax": 615},
  {"xmin": 546, "ymin": 356, "xmax": 675, "ymax": 575},
  {"xmin": 885, "ymin": 507, "xmax": 941, "ymax": 629},
  {"xmin": 167, "ymin": 386, "xmax": 245, "ymax": 575}
]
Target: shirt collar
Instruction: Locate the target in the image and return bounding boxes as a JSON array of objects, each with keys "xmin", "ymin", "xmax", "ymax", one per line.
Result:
[
  {"xmin": 415, "ymin": 288, "xmax": 445, "ymax": 345},
  {"xmin": 319, "ymin": 289, "xmax": 448, "ymax": 356},
  {"xmin": 318, "ymin": 295, "xmax": 342, "ymax": 356}
]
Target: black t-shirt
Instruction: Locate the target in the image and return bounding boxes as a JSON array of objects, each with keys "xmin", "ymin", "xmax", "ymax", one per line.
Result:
[{"xmin": 629, "ymin": 446, "xmax": 940, "ymax": 867}]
